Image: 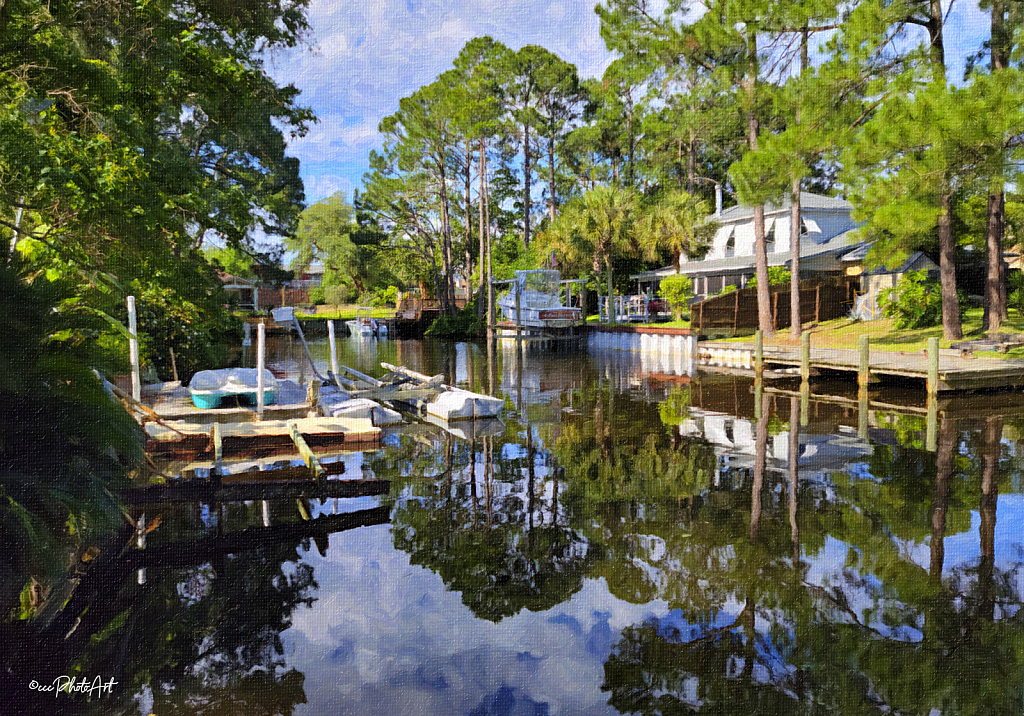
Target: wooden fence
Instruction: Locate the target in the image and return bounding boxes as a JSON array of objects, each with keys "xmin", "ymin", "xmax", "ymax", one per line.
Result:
[{"xmin": 692, "ymin": 280, "xmax": 856, "ymax": 336}]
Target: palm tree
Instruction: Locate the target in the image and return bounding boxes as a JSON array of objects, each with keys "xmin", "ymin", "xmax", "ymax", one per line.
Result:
[
  {"xmin": 636, "ymin": 191, "xmax": 718, "ymax": 273},
  {"xmin": 539, "ymin": 186, "xmax": 639, "ymax": 319}
]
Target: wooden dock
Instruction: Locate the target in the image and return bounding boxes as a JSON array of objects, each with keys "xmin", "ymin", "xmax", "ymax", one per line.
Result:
[
  {"xmin": 698, "ymin": 340, "xmax": 1024, "ymax": 392},
  {"xmin": 142, "ymin": 379, "xmax": 312, "ymax": 421},
  {"xmin": 144, "ymin": 416, "xmax": 380, "ymax": 457}
]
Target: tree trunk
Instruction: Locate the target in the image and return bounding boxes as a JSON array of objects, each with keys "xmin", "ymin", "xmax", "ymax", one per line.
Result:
[
  {"xmin": 985, "ymin": 191, "xmax": 1007, "ymax": 332},
  {"xmin": 985, "ymin": 0, "xmax": 1009, "ymax": 332},
  {"xmin": 548, "ymin": 133, "xmax": 557, "ymax": 222},
  {"xmin": 465, "ymin": 142, "xmax": 473, "ymax": 304},
  {"xmin": 790, "ymin": 178, "xmax": 802, "ymax": 338},
  {"xmin": 478, "ymin": 139, "xmax": 487, "ymax": 316},
  {"xmin": 523, "ymin": 122, "xmax": 532, "ymax": 249},
  {"xmin": 438, "ymin": 161, "xmax": 456, "ymax": 313},
  {"xmin": 686, "ymin": 128, "xmax": 696, "ymax": 195},
  {"xmin": 605, "ymin": 255, "xmax": 614, "ymax": 322},
  {"xmin": 746, "ymin": 30, "xmax": 773, "ymax": 337},
  {"xmin": 938, "ymin": 192, "xmax": 962, "ymax": 340}
]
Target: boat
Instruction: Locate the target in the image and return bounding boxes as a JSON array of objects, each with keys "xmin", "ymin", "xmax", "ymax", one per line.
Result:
[
  {"xmin": 346, "ymin": 307, "xmax": 382, "ymax": 337},
  {"xmin": 188, "ymin": 368, "xmax": 278, "ymax": 409},
  {"xmin": 327, "ymin": 363, "xmax": 503, "ymax": 422},
  {"xmin": 497, "ymin": 270, "xmax": 581, "ymax": 329}
]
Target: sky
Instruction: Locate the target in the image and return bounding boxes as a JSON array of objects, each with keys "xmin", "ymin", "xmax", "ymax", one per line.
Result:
[
  {"xmin": 269, "ymin": 0, "xmax": 990, "ymax": 208},
  {"xmin": 269, "ymin": 0, "xmax": 617, "ymax": 206}
]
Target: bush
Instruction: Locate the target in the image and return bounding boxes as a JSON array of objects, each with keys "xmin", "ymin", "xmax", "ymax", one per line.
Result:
[
  {"xmin": 719, "ymin": 284, "xmax": 737, "ymax": 295},
  {"xmin": 325, "ymin": 283, "xmax": 357, "ymax": 305},
  {"xmin": 369, "ymin": 285, "xmax": 399, "ymax": 308},
  {"xmin": 660, "ymin": 274, "xmax": 693, "ymax": 321},
  {"xmin": 308, "ymin": 287, "xmax": 326, "ymax": 305},
  {"xmin": 746, "ymin": 267, "xmax": 791, "ymax": 288},
  {"xmin": 878, "ymin": 269, "xmax": 942, "ymax": 329},
  {"xmin": 426, "ymin": 299, "xmax": 484, "ymax": 338}
]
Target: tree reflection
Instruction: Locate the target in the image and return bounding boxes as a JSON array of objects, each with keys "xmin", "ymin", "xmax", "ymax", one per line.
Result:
[{"xmin": 390, "ymin": 430, "xmax": 595, "ymax": 622}]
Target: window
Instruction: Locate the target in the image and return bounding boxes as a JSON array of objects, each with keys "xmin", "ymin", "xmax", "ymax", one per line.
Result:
[
  {"xmin": 725, "ymin": 233, "xmax": 735, "ymax": 257},
  {"xmin": 765, "ymin": 221, "xmax": 776, "ymax": 253}
]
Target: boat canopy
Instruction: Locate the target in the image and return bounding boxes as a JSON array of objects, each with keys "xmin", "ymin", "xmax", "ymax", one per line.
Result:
[{"xmin": 515, "ymin": 270, "xmax": 560, "ymax": 295}]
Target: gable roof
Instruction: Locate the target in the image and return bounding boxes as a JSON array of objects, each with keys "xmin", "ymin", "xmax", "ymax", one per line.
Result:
[
  {"xmin": 714, "ymin": 192, "xmax": 852, "ymax": 225},
  {"xmin": 633, "ymin": 228, "xmax": 866, "ymax": 281}
]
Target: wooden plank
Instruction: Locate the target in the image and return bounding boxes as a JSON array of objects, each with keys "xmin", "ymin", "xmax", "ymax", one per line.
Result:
[
  {"xmin": 289, "ymin": 421, "xmax": 326, "ymax": 478},
  {"xmin": 122, "ymin": 478, "xmax": 389, "ymax": 504}
]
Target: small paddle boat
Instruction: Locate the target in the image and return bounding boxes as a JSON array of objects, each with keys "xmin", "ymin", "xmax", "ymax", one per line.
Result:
[{"xmin": 188, "ymin": 368, "xmax": 278, "ymax": 409}]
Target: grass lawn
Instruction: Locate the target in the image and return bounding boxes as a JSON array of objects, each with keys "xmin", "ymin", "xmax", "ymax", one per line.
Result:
[
  {"xmin": 585, "ymin": 314, "xmax": 691, "ymax": 329},
  {"xmin": 294, "ymin": 305, "xmax": 392, "ymax": 321},
  {"xmin": 718, "ymin": 308, "xmax": 1024, "ymax": 355}
]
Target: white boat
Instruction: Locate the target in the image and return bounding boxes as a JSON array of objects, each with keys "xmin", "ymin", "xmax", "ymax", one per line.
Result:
[
  {"xmin": 497, "ymin": 270, "xmax": 581, "ymax": 329},
  {"xmin": 188, "ymin": 368, "xmax": 278, "ymax": 409},
  {"xmin": 346, "ymin": 307, "xmax": 382, "ymax": 337}
]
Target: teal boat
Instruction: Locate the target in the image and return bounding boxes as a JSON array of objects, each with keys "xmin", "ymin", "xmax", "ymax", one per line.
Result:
[{"xmin": 188, "ymin": 368, "xmax": 278, "ymax": 409}]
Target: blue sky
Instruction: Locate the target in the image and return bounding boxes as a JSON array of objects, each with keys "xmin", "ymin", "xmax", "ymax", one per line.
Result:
[{"xmin": 270, "ymin": 0, "xmax": 990, "ymax": 207}]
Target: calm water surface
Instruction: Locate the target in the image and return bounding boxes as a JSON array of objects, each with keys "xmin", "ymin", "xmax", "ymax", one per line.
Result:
[{"xmin": 26, "ymin": 336, "xmax": 1024, "ymax": 714}]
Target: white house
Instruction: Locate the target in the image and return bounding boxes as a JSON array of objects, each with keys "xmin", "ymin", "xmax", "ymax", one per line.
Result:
[{"xmin": 635, "ymin": 192, "xmax": 866, "ymax": 298}]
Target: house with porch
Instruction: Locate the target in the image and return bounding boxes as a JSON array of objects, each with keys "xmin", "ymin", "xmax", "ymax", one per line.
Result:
[{"xmin": 634, "ymin": 192, "xmax": 867, "ymax": 298}]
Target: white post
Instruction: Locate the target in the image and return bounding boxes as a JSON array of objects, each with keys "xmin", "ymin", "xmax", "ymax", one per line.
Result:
[
  {"xmin": 327, "ymin": 320, "xmax": 340, "ymax": 379},
  {"xmin": 257, "ymin": 322, "xmax": 266, "ymax": 418},
  {"xmin": 127, "ymin": 295, "xmax": 141, "ymax": 402}
]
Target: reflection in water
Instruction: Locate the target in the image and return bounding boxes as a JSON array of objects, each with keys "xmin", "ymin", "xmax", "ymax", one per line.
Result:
[{"xmin": 9, "ymin": 338, "xmax": 1024, "ymax": 714}]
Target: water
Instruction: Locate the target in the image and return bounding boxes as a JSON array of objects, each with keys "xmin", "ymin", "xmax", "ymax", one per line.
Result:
[{"xmin": 11, "ymin": 336, "xmax": 1024, "ymax": 715}]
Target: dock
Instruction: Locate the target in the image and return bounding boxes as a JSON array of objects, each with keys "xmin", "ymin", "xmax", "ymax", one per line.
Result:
[
  {"xmin": 698, "ymin": 339, "xmax": 1024, "ymax": 392},
  {"xmin": 144, "ymin": 416, "xmax": 380, "ymax": 457}
]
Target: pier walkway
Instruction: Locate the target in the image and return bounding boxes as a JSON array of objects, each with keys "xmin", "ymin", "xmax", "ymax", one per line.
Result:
[{"xmin": 698, "ymin": 340, "xmax": 1024, "ymax": 392}]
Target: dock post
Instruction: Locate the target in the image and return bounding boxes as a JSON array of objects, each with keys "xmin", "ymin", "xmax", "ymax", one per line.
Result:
[
  {"xmin": 515, "ymin": 280, "xmax": 522, "ymax": 341},
  {"xmin": 327, "ymin": 320, "xmax": 340, "ymax": 380},
  {"xmin": 127, "ymin": 295, "xmax": 141, "ymax": 403},
  {"xmin": 754, "ymin": 330, "xmax": 763, "ymax": 379},
  {"xmin": 256, "ymin": 322, "xmax": 266, "ymax": 419},
  {"xmin": 858, "ymin": 388, "xmax": 869, "ymax": 440},
  {"xmin": 926, "ymin": 393, "xmax": 938, "ymax": 452},
  {"xmin": 927, "ymin": 337, "xmax": 939, "ymax": 397},
  {"xmin": 858, "ymin": 335, "xmax": 870, "ymax": 390},
  {"xmin": 800, "ymin": 331, "xmax": 810, "ymax": 384}
]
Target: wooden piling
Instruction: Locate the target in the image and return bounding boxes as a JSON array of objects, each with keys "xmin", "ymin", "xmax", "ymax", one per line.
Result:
[
  {"xmin": 754, "ymin": 330, "xmax": 764, "ymax": 378},
  {"xmin": 926, "ymin": 393, "xmax": 938, "ymax": 452},
  {"xmin": 858, "ymin": 387, "xmax": 868, "ymax": 440},
  {"xmin": 288, "ymin": 421, "xmax": 325, "ymax": 479},
  {"xmin": 327, "ymin": 320, "xmax": 340, "ymax": 380},
  {"xmin": 212, "ymin": 423, "xmax": 223, "ymax": 463},
  {"xmin": 256, "ymin": 322, "xmax": 266, "ymax": 419},
  {"xmin": 800, "ymin": 331, "xmax": 810, "ymax": 384},
  {"xmin": 127, "ymin": 295, "xmax": 141, "ymax": 403},
  {"xmin": 514, "ymin": 280, "xmax": 522, "ymax": 340},
  {"xmin": 927, "ymin": 337, "xmax": 939, "ymax": 396},
  {"xmin": 858, "ymin": 335, "xmax": 870, "ymax": 389}
]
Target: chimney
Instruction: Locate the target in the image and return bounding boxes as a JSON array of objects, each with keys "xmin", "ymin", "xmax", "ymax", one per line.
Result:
[{"xmin": 715, "ymin": 183, "xmax": 722, "ymax": 216}]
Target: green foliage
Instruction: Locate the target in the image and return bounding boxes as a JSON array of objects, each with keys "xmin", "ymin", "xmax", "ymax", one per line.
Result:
[
  {"xmin": 308, "ymin": 287, "xmax": 326, "ymax": 305},
  {"xmin": 0, "ymin": 264, "xmax": 142, "ymax": 617},
  {"xmin": 659, "ymin": 274, "xmax": 693, "ymax": 321},
  {"xmin": 368, "ymin": 285, "xmax": 399, "ymax": 308},
  {"xmin": 325, "ymin": 283, "xmax": 357, "ymax": 306},
  {"xmin": 426, "ymin": 299, "xmax": 484, "ymax": 338},
  {"xmin": 878, "ymin": 269, "xmax": 943, "ymax": 329},
  {"xmin": 130, "ymin": 281, "xmax": 240, "ymax": 382},
  {"xmin": 719, "ymin": 284, "xmax": 737, "ymax": 295},
  {"xmin": 746, "ymin": 268, "xmax": 791, "ymax": 288}
]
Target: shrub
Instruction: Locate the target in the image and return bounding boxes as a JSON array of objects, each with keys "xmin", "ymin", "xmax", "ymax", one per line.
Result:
[
  {"xmin": 746, "ymin": 267, "xmax": 791, "ymax": 288},
  {"xmin": 719, "ymin": 284, "xmax": 737, "ymax": 295},
  {"xmin": 325, "ymin": 283, "xmax": 357, "ymax": 305},
  {"xmin": 426, "ymin": 298, "xmax": 483, "ymax": 338},
  {"xmin": 308, "ymin": 287, "xmax": 326, "ymax": 305},
  {"xmin": 369, "ymin": 285, "xmax": 399, "ymax": 307},
  {"xmin": 878, "ymin": 269, "xmax": 942, "ymax": 329},
  {"xmin": 660, "ymin": 274, "xmax": 693, "ymax": 321}
]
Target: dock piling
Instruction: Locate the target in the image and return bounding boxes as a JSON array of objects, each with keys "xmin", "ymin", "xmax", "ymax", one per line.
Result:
[
  {"xmin": 858, "ymin": 335, "xmax": 870, "ymax": 389},
  {"xmin": 327, "ymin": 320, "xmax": 340, "ymax": 381},
  {"xmin": 754, "ymin": 330, "xmax": 763, "ymax": 378},
  {"xmin": 127, "ymin": 295, "xmax": 141, "ymax": 403},
  {"xmin": 800, "ymin": 331, "xmax": 810, "ymax": 384},
  {"xmin": 288, "ymin": 421, "xmax": 326, "ymax": 480},
  {"xmin": 256, "ymin": 322, "xmax": 266, "ymax": 419},
  {"xmin": 927, "ymin": 337, "xmax": 939, "ymax": 396},
  {"xmin": 926, "ymin": 393, "xmax": 938, "ymax": 452}
]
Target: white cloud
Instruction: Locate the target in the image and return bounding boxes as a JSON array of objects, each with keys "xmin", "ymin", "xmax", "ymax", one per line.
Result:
[{"xmin": 270, "ymin": 0, "xmax": 615, "ymax": 203}]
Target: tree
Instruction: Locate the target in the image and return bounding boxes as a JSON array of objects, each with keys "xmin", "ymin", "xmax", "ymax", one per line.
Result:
[
  {"xmin": 659, "ymin": 274, "xmax": 693, "ymax": 321},
  {"xmin": 636, "ymin": 190, "xmax": 717, "ymax": 271},
  {"xmin": 538, "ymin": 185, "xmax": 639, "ymax": 316}
]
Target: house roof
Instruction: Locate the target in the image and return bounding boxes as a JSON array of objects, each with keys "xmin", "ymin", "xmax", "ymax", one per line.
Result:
[
  {"xmin": 712, "ymin": 192, "xmax": 852, "ymax": 225},
  {"xmin": 633, "ymin": 228, "xmax": 866, "ymax": 281}
]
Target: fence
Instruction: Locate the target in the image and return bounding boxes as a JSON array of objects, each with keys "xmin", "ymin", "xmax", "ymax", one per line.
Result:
[{"xmin": 691, "ymin": 280, "xmax": 855, "ymax": 336}]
